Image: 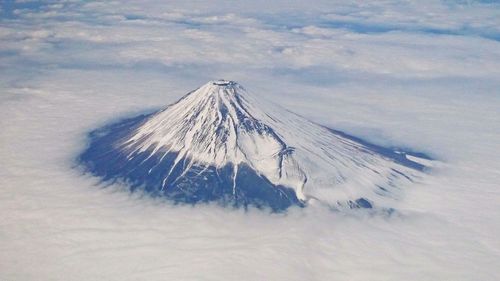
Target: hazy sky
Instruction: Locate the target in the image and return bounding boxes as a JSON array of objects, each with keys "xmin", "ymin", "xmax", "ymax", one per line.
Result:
[{"xmin": 1, "ymin": 1, "xmax": 500, "ymax": 280}]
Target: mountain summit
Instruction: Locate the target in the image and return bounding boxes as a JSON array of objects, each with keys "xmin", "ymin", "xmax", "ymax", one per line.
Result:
[{"xmin": 79, "ymin": 80, "xmax": 429, "ymax": 211}]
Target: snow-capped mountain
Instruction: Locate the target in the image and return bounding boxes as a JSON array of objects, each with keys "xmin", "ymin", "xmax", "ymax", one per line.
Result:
[{"xmin": 79, "ymin": 80, "xmax": 430, "ymax": 211}]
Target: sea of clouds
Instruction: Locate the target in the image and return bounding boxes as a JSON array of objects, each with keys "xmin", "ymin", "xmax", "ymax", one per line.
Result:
[{"xmin": 1, "ymin": 1, "xmax": 499, "ymax": 280}]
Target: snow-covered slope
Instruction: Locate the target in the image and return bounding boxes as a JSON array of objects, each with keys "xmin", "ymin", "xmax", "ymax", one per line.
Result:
[{"xmin": 79, "ymin": 80, "xmax": 429, "ymax": 211}]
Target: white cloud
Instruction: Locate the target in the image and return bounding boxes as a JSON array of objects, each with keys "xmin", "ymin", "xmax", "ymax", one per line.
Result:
[
  {"xmin": 0, "ymin": 1, "xmax": 499, "ymax": 280},
  {"xmin": 2, "ymin": 1, "xmax": 499, "ymax": 78}
]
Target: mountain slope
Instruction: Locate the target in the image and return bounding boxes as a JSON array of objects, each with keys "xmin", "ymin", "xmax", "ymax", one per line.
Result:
[{"xmin": 79, "ymin": 80, "xmax": 429, "ymax": 211}]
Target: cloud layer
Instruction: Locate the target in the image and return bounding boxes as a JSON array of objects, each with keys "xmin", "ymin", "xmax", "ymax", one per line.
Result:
[{"xmin": 1, "ymin": 1, "xmax": 499, "ymax": 280}]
